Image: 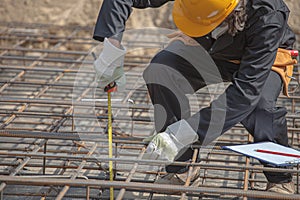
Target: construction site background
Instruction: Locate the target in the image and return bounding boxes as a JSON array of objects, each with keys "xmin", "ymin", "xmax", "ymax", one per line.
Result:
[
  {"xmin": 1, "ymin": 1, "xmax": 300, "ymax": 199},
  {"xmin": 1, "ymin": 0, "xmax": 299, "ymax": 34}
]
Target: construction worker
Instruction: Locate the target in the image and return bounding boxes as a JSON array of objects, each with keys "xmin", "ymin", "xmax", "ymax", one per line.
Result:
[{"xmin": 93, "ymin": 0, "xmax": 296, "ymax": 194}]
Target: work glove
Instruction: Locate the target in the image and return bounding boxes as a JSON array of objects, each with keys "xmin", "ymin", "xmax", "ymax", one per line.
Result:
[
  {"xmin": 93, "ymin": 38, "xmax": 126, "ymax": 91},
  {"xmin": 144, "ymin": 120, "xmax": 199, "ymax": 162}
]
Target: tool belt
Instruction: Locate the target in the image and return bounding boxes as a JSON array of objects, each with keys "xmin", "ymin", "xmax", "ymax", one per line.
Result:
[
  {"xmin": 229, "ymin": 48, "xmax": 297, "ymax": 97},
  {"xmin": 271, "ymin": 48, "xmax": 297, "ymax": 97}
]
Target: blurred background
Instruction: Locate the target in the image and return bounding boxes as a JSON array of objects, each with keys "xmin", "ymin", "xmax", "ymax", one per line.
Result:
[
  {"xmin": 0, "ymin": 0, "xmax": 297, "ymax": 36},
  {"xmin": 0, "ymin": 0, "xmax": 174, "ymax": 29}
]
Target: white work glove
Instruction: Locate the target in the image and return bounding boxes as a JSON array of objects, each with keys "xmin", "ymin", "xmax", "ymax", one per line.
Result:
[
  {"xmin": 93, "ymin": 38, "xmax": 126, "ymax": 90},
  {"xmin": 143, "ymin": 120, "xmax": 199, "ymax": 162}
]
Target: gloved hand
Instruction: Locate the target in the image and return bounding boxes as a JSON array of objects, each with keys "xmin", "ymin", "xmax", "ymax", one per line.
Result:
[
  {"xmin": 144, "ymin": 120, "xmax": 199, "ymax": 162},
  {"xmin": 93, "ymin": 38, "xmax": 126, "ymax": 90}
]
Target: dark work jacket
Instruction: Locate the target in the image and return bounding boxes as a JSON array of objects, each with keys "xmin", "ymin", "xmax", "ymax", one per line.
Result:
[
  {"xmin": 187, "ymin": 0, "xmax": 296, "ymax": 143},
  {"xmin": 93, "ymin": 0, "xmax": 296, "ymax": 143}
]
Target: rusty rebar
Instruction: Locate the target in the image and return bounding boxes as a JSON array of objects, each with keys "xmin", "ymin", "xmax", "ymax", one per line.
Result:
[{"xmin": 1, "ymin": 22, "xmax": 300, "ymax": 199}]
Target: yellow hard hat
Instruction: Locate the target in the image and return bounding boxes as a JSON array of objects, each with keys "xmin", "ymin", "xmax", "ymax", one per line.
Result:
[{"xmin": 173, "ymin": 0, "xmax": 239, "ymax": 37}]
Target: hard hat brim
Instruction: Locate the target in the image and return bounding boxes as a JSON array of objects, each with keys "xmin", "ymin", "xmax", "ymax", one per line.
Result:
[{"xmin": 172, "ymin": 0, "xmax": 239, "ymax": 37}]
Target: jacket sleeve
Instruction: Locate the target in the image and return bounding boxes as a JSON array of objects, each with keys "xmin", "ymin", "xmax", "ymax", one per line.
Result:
[
  {"xmin": 187, "ymin": 7, "xmax": 289, "ymax": 144},
  {"xmin": 93, "ymin": 0, "xmax": 173, "ymax": 41}
]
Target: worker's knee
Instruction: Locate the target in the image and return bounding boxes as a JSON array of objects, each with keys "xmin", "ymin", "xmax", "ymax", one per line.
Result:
[
  {"xmin": 142, "ymin": 61, "xmax": 165, "ymax": 84},
  {"xmin": 249, "ymin": 106, "xmax": 288, "ymax": 143},
  {"xmin": 256, "ymin": 87, "xmax": 278, "ymax": 111}
]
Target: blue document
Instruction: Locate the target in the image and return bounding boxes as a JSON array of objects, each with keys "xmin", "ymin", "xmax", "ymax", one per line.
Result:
[{"xmin": 222, "ymin": 142, "xmax": 300, "ymax": 166}]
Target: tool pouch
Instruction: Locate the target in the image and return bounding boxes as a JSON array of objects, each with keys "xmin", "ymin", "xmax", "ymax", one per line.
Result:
[{"xmin": 271, "ymin": 48, "xmax": 297, "ymax": 97}]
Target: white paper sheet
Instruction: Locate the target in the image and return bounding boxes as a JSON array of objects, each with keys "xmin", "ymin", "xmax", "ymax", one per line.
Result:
[{"xmin": 222, "ymin": 142, "xmax": 300, "ymax": 166}]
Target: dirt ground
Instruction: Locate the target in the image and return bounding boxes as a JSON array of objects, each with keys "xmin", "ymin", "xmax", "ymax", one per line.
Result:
[
  {"xmin": 1, "ymin": 0, "xmax": 299, "ymax": 33},
  {"xmin": 0, "ymin": 0, "xmax": 174, "ymax": 29}
]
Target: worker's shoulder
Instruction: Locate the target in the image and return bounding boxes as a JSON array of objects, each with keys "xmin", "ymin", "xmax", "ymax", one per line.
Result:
[
  {"xmin": 246, "ymin": 0, "xmax": 290, "ymax": 25},
  {"xmin": 249, "ymin": 0, "xmax": 290, "ymax": 12},
  {"xmin": 245, "ymin": 0, "xmax": 291, "ymax": 30}
]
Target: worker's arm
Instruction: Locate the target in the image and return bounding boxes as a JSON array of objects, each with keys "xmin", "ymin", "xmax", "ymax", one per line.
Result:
[
  {"xmin": 93, "ymin": 0, "xmax": 173, "ymax": 42},
  {"xmin": 93, "ymin": 0, "xmax": 173, "ymax": 89}
]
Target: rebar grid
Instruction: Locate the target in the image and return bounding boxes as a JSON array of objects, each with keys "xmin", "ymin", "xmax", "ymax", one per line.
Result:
[{"xmin": 0, "ymin": 22, "xmax": 300, "ymax": 200}]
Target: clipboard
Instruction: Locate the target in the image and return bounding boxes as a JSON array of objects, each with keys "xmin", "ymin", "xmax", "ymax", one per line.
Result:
[{"xmin": 222, "ymin": 142, "xmax": 300, "ymax": 166}]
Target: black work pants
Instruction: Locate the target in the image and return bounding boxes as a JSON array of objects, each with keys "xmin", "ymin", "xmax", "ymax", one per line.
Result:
[{"xmin": 143, "ymin": 41, "xmax": 292, "ymax": 184}]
